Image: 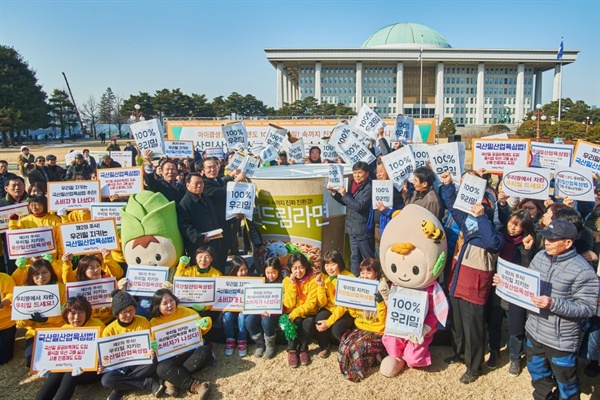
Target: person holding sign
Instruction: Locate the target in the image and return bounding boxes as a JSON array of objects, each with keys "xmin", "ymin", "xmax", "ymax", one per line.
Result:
[
  {"xmin": 439, "ymin": 171, "xmax": 505, "ymax": 384},
  {"xmin": 328, "ymin": 162, "xmax": 374, "ymax": 276},
  {"xmin": 519, "ymin": 220, "xmax": 598, "ymax": 400},
  {"xmin": 402, "ymin": 166, "xmax": 444, "ymax": 223},
  {"xmin": 141, "ymin": 150, "xmax": 186, "ymax": 204},
  {"xmin": 149, "ymin": 289, "xmax": 212, "ymax": 399},
  {"xmin": 222, "ymin": 257, "xmax": 251, "ymax": 357},
  {"xmin": 0, "ymin": 272, "xmax": 16, "ymax": 364},
  {"xmin": 338, "ymin": 258, "xmax": 387, "ymax": 382},
  {"xmin": 16, "ymin": 259, "xmax": 67, "ymax": 367},
  {"xmin": 100, "ymin": 290, "xmax": 165, "ymax": 399},
  {"xmin": 282, "ymin": 253, "xmax": 319, "ymax": 368},
  {"xmin": 34, "ymin": 296, "xmax": 105, "ymax": 400},
  {"xmin": 244, "ymin": 257, "xmax": 283, "ymax": 359},
  {"xmin": 314, "ymin": 250, "xmax": 355, "ymax": 359}
]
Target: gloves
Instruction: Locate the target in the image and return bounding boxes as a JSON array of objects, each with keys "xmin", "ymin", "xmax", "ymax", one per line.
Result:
[
  {"xmin": 9, "ymin": 213, "xmax": 19, "ymax": 221},
  {"xmin": 374, "ymin": 292, "xmax": 384, "ymax": 304},
  {"xmin": 192, "ymin": 304, "xmax": 206, "ymax": 312},
  {"xmin": 57, "ymin": 207, "xmax": 68, "ymax": 217},
  {"xmin": 150, "ymin": 340, "xmax": 158, "ymax": 351},
  {"xmin": 42, "ymin": 254, "xmax": 53, "ymax": 263},
  {"xmin": 16, "ymin": 257, "xmax": 27, "ymax": 269},
  {"xmin": 37, "ymin": 368, "xmax": 50, "ymax": 378},
  {"xmin": 180, "ymin": 255, "xmax": 190, "ymax": 265},
  {"xmin": 30, "ymin": 312, "xmax": 48, "ymax": 323},
  {"xmin": 71, "ymin": 366, "xmax": 83, "ymax": 376},
  {"xmin": 378, "ymin": 279, "xmax": 390, "ymax": 303},
  {"xmin": 196, "ymin": 317, "xmax": 209, "ymax": 329}
]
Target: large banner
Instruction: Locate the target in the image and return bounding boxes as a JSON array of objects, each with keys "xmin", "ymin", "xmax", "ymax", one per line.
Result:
[
  {"xmin": 166, "ymin": 118, "xmax": 436, "ymax": 150},
  {"xmin": 472, "ymin": 139, "xmax": 530, "ymax": 173},
  {"xmin": 47, "ymin": 181, "xmax": 101, "ymax": 212}
]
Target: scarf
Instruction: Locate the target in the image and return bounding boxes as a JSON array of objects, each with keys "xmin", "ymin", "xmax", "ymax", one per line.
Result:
[{"xmin": 500, "ymin": 233, "xmax": 523, "ymax": 261}]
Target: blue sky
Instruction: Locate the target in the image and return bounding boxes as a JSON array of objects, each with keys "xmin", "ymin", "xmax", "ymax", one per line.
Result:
[{"xmin": 1, "ymin": 0, "xmax": 599, "ymax": 111}]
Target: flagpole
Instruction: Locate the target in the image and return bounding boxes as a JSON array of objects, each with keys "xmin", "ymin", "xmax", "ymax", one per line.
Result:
[
  {"xmin": 557, "ymin": 37, "xmax": 564, "ymax": 122},
  {"xmin": 419, "ymin": 35, "xmax": 423, "ymax": 119}
]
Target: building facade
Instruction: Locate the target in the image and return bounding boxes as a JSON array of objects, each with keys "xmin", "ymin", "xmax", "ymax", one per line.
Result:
[{"xmin": 264, "ymin": 23, "xmax": 577, "ymax": 126}]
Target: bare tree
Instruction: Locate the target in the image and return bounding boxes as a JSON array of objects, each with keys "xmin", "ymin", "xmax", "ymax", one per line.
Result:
[
  {"xmin": 81, "ymin": 95, "xmax": 100, "ymax": 138},
  {"xmin": 113, "ymin": 95, "xmax": 127, "ymax": 138}
]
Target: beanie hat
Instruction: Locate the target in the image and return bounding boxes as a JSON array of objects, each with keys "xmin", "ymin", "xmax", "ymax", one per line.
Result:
[{"xmin": 111, "ymin": 289, "xmax": 138, "ymax": 316}]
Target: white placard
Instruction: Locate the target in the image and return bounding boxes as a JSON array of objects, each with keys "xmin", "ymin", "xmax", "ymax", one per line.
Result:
[
  {"xmin": 327, "ymin": 164, "xmax": 344, "ymax": 190},
  {"xmin": 0, "ymin": 203, "xmax": 29, "ymax": 234},
  {"xmin": 31, "ymin": 327, "xmax": 100, "ymax": 372},
  {"xmin": 453, "ymin": 173, "xmax": 487, "ymax": 216},
  {"xmin": 212, "ymin": 276, "xmax": 265, "ymax": 311},
  {"xmin": 287, "ymin": 139, "xmax": 305, "ymax": 163},
  {"xmin": 472, "ymin": 139, "xmax": 530, "ymax": 173},
  {"xmin": 126, "ymin": 266, "xmax": 170, "ymax": 296},
  {"xmin": 239, "ymin": 154, "xmax": 260, "ymax": 178},
  {"xmin": 264, "ymin": 124, "xmax": 287, "ymax": 151},
  {"xmin": 482, "ymin": 132, "xmax": 509, "ymax": 139},
  {"xmin": 242, "ymin": 284, "xmax": 284, "ymax": 315},
  {"xmin": 98, "ymin": 330, "xmax": 153, "ymax": 371},
  {"xmin": 338, "ymin": 135, "xmax": 376, "ymax": 166},
  {"xmin": 66, "ymin": 278, "xmax": 117, "ymax": 309},
  {"xmin": 501, "ymin": 167, "xmax": 552, "ymax": 201},
  {"xmin": 496, "ymin": 257, "xmax": 540, "ymax": 313},
  {"xmin": 173, "ymin": 277, "xmax": 216, "ymax": 305},
  {"xmin": 330, "ymin": 123, "xmax": 371, "ymax": 149},
  {"xmin": 151, "ymin": 314, "xmax": 202, "ymax": 362},
  {"xmin": 573, "ymin": 140, "xmax": 600, "ymax": 174},
  {"xmin": 409, "ymin": 143, "xmax": 430, "ymax": 170},
  {"xmin": 530, "ymin": 142, "xmax": 574, "ymax": 170},
  {"xmin": 60, "ymin": 219, "xmax": 118, "ymax": 255},
  {"xmin": 384, "ymin": 286, "xmax": 428, "ymax": 339},
  {"xmin": 12, "ymin": 284, "xmax": 61, "ymax": 320},
  {"xmin": 65, "ymin": 151, "xmax": 78, "ymax": 166},
  {"xmin": 372, "ymin": 180, "xmax": 394, "ymax": 209},
  {"xmin": 6, "ymin": 226, "xmax": 56, "ymax": 259},
  {"xmin": 428, "ymin": 142, "xmax": 462, "ymax": 182},
  {"xmin": 355, "ymin": 104, "xmax": 386, "ymax": 139},
  {"xmin": 226, "ymin": 181, "xmax": 255, "ymax": 220},
  {"xmin": 91, "ymin": 151, "xmax": 133, "ymax": 168},
  {"xmin": 381, "ymin": 146, "xmax": 416, "ymax": 190},
  {"xmin": 225, "ymin": 151, "xmax": 245, "ymax": 172},
  {"xmin": 164, "ymin": 140, "xmax": 194, "ymax": 159},
  {"xmin": 554, "ymin": 167, "xmax": 596, "ymax": 202},
  {"xmin": 89, "ymin": 202, "xmax": 126, "ymax": 227},
  {"xmin": 259, "ymin": 145, "xmax": 279, "ymax": 163},
  {"xmin": 98, "ymin": 167, "xmax": 144, "ymax": 197},
  {"xmin": 204, "ymin": 147, "xmax": 224, "ymax": 159},
  {"xmin": 47, "ymin": 180, "xmax": 101, "ymax": 212},
  {"xmin": 222, "ymin": 121, "xmax": 248, "ymax": 150},
  {"xmin": 395, "ymin": 116, "xmax": 415, "ymax": 144},
  {"xmin": 130, "ymin": 119, "xmax": 165, "ymax": 156},
  {"xmin": 322, "ymin": 143, "xmax": 339, "ymax": 161},
  {"xmin": 334, "ymin": 275, "xmax": 378, "ymax": 311}
]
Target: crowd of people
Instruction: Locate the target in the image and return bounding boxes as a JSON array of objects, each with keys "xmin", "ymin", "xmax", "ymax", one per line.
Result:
[{"xmin": 0, "ymin": 133, "xmax": 599, "ymax": 400}]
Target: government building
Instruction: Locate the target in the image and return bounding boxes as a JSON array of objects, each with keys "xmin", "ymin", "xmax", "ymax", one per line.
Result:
[{"xmin": 264, "ymin": 23, "xmax": 577, "ymax": 126}]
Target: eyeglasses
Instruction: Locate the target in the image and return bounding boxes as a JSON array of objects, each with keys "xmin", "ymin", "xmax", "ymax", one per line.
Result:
[
  {"xmin": 37, "ymin": 160, "xmax": 45, "ymax": 163},
  {"xmin": 67, "ymin": 294, "xmax": 86, "ymax": 303}
]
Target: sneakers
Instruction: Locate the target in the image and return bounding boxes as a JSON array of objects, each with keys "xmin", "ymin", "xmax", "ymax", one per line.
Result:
[
  {"xmin": 151, "ymin": 380, "xmax": 166, "ymax": 398},
  {"xmin": 164, "ymin": 381, "xmax": 177, "ymax": 397},
  {"xmin": 459, "ymin": 371, "xmax": 478, "ymax": 384},
  {"xmin": 189, "ymin": 381, "xmax": 210, "ymax": 400},
  {"xmin": 299, "ymin": 351, "xmax": 311, "ymax": 366},
  {"xmin": 318, "ymin": 347, "xmax": 331, "ymax": 359},
  {"xmin": 107, "ymin": 390, "xmax": 125, "ymax": 400},
  {"xmin": 225, "ymin": 338, "xmax": 235, "ymax": 356},
  {"xmin": 237, "ymin": 340, "xmax": 247, "ymax": 357},
  {"xmin": 486, "ymin": 349, "xmax": 499, "ymax": 370},
  {"xmin": 444, "ymin": 354, "xmax": 464, "ymax": 365},
  {"xmin": 288, "ymin": 350, "xmax": 299, "ymax": 368},
  {"xmin": 508, "ymin": 360, "xmax": 522, "ymax": 377}
]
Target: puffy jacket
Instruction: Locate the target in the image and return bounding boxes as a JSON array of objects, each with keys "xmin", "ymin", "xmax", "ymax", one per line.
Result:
[
  {"xmin": 525, "ymin": 248, "xmax": 599, "ymax": 352},
  {"xmin": 316, "ymin": 270, "xmax": 355, "ymax": 327},
  {"xmin": 332, "ymin": 178, "xmax": 373, "ymax": 237},
  {"xmin": 283, "ymin": 273, "xmax": 318, "ymax": 321},
  {"xmin": 443, "ymin": 183, "xmax": 505, "ymax": 306}
]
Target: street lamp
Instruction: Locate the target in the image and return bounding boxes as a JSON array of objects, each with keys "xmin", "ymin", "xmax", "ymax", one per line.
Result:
[
  {"xmin": 131, "ymin": 104, "xmax": 142, "ymax": 122},
  {"xmin": 583, "ymin": 116, "xmax": 593, "ymax": 133},
  {"xmin": 530, "ymin": 104, "xmax": 547, "ymax": 142}
]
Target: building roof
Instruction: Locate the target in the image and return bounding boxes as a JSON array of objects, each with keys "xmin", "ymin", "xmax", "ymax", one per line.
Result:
[{"xmin": 360, "ymin": 23, "xmax": 452, "ymax": 49}]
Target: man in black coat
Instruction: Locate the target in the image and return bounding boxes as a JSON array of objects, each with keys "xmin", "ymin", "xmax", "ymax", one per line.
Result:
[
  {"xmin": 177, "ymin": 172, "xmax": 224, "ymax": 271},
  {"xmin": 45, "ymin": 155, "xmax": 66, "ymax": 182},
  {"xmin": 141, "ymin": 150, "xmax": 186, "ymax": 204},
  {"xmin": 0, "ymin": 160, "xmax": 17, "ymax": 198}
]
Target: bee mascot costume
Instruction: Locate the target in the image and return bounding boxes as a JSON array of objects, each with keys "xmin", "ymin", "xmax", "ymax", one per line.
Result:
[{"xmin": 378, "ymin": 204, "xmax": 449, "ymax": 377}]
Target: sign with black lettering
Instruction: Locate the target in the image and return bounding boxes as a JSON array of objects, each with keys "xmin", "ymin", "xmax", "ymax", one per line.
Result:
[
  {"xmin": 226, "ymin": 182, "xmax": 255, "ymax": 220},
  {"xmin": 453, "ymin": 173, "xmax": 487, "ymax": 216},
  {"xmin": 222, "ymin": 121, "xmax": 248, "ymax": 150},
  {"xmin": 372, "ymin": 180, "xmax": 393, "ymax": 209},
  {"xmin": 381, "ymin": 146, "xmax": 416, "ymax": 190},
  {"xmin": 130, "ymin": 119, "xmax": 164, "ymax": 157}
]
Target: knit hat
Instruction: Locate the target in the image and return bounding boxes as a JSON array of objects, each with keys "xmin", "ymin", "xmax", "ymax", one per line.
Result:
[
  {"xmin": 21, "ymin": 146, "xmax": 29, "ymax": 152},
  {"xmin": 111, "ymin": 289, "xmax": 138, "ymax": 316}
]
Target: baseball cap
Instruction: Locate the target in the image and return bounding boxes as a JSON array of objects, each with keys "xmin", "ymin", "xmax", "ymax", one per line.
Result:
[
  {"xmin": 538, "ymin": 220, "xmax": 578, "ymax": 241},
  {"xmin": 74, "ymin": 153, "xmax": 84, "ymax": 159},
  {"xmin": 46, "ymin": 154, "xmax": 57, "ymax": 161}
]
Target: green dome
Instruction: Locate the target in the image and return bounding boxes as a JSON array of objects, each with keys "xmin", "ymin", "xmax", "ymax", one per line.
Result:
[{"xmin": 361, "ymin": 23, "xmax": 452, "ymax": 49}]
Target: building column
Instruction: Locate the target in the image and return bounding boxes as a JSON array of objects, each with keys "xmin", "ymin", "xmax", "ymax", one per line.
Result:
[
  {"xmin": 476, "ymin": 63, "xmax": 485, "ymax": 125},
  {"xmin": 315, "ymin": 62, "xmax": 322, "ymax": 104},
  {"xmin": 435, "ymin": 62, "xmax": 444, "ymax": 121},
  {"xmin": 515, "ymin": 63, "xmax": 525, "ymax": 121},
  {"xmin": 355, "ymin": 62, "xmax": 363, "ymax": 111},
  {"xmin": 534, "ymin": 71, "xmax": 543, "ymax": 108},
  {"xmin": 286, "ymin": 74, "xmax": 292, "ymax": 104},
  {"xmin": 276, "ymin": 63, "xmax": 284, "ymax": 109},
  {"xmin": 553, "ymin": 64, "xmax": 562, "ymax": 101},
  {"xmin": 396, "ymin": 62, "xmax": 404, "ymax": 115}
]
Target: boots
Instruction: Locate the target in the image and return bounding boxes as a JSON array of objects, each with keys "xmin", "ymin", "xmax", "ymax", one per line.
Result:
[
  {"xmin": 252, "ymin": 333, "xmax": 266, "ymax": 358},
  {"xmin": 237, "ymin": 340, "xmax": 247, "ymax": 357},
  {"xmin": 264, "ymin": 334, "xmax": 277, "ymax": 359}
]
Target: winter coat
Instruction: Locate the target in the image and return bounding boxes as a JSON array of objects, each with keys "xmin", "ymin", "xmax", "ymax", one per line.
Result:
[{"xmin": 332, "ymin": 178, "xmax": 373, "ymax": 238}]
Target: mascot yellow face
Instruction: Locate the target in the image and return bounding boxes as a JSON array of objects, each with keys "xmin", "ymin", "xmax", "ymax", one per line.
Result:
[{"xmin": 379, "ymin": 204, "xmax": 447, "ymax": 290}]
